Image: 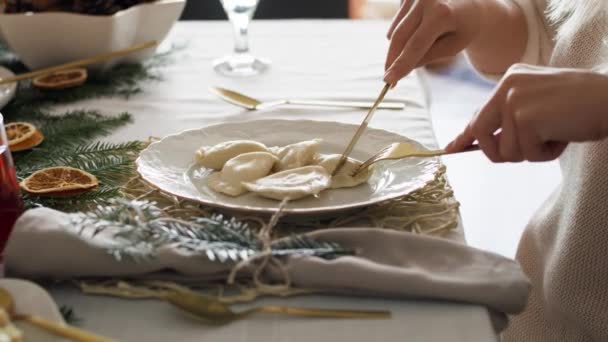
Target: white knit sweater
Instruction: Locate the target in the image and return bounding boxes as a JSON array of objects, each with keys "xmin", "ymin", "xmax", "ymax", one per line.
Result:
[{"xmin": 482, "ymin": 0, "xmax": 608, "ymax": 340}]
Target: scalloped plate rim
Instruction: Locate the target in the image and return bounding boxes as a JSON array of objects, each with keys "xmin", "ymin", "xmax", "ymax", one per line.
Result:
[{"xmin": 136, "ymin": 119, "xmax": 442, "ymax": 216}]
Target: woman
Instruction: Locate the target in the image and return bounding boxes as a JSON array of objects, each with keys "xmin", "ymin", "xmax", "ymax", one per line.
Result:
[{"xmin": 384, "ymin": 0, "xmax": 608, "ymax": 340}]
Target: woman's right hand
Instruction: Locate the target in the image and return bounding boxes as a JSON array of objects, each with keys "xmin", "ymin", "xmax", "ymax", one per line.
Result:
[{"xmin": 384, "ymin": 0, "xmax": 483, "ymax": 84}]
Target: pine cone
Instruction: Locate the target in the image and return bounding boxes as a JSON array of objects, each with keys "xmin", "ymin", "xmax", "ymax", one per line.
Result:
[
  {"xmin": 5, "ymin": 0, "xmax": 71, "ymax": 13},
  {"xmin": 72, "ymin": 0, "xmax": 154, "ymax": 15},
  {"xmin": 4, "ymin": 0, "xmax": 156, "ymax": 15}
]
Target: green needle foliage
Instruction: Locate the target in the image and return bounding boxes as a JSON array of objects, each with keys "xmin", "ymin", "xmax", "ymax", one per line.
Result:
[
  {"xmin": 73, "ymin": 199, "xmax": 353, "ymax": 263},
  {"xmin": 1, "ymin": 45, "xmax": 352, "ymax": 267},
  {"xmin": 0, "ymin": 43, "xmax": 174, "ymax": 211},
  {"xmin": 11, "ymin": 110, "xmax": 145, "ymax": 211},
  {"xmin": 1, "ymin": 46, "xmax": 174, "ymax": 120}
]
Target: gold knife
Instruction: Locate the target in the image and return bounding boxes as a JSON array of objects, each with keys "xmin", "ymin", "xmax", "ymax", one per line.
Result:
[{"xmin": 332, "ymin": 83, "xmax": 391, "ymax": 176}]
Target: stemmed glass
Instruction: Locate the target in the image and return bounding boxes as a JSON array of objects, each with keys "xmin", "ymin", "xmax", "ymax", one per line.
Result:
[
  {"xmin": 214, "ymin": 0, "xmax": 270, "ymax": 77},
  {"xmin": 0, "ymin": 114, "xmax": 22, "ymax": 276}
]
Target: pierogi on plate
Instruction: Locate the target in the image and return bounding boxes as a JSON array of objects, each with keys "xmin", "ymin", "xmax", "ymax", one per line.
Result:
[{"xmin": 196, "ymin": 139, "xmax": 373, "ymax": 201}]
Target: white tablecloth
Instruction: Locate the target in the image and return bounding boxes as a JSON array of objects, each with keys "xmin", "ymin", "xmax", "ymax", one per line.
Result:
[{"xmin": 47, "ymin": 20, "xmax": 496, "ymax": 341}]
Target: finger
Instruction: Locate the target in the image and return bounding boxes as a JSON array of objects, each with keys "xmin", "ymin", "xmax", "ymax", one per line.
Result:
[
  {"xmin": 384, "ymin": 11, "xmax": 447, "ymax": 83},
  {"xmin": 543, "ymin": 142, "xmax": 567, "ymax": 160},
  {"xmin": 445, "ymin": 107, "xmax": 482, "ymax": 152},
  {"xmin": 516, "ymin": 118, "xmax": 549, "ymax": 161},
  {"xmin": 416, "ymin": 33, "xmax": 465, "ymax": 67},
  {"xmin": 445, "ymin": 123, "xmax": 476, "ymax": 152},
  {"xmin": 385, "ymin": 3, "xmax": 423, "ymax": 71},
  {"xmin": 476, "ymin": 130, "xmax": 502, "ymax": 162},
  {"xmin": 387, "ymin": 0, "xmax": 415, "ymax": 39},
  {"xmin": 498, "ymin": 91, "xmax": 524, "ymax": 162},
  {"xmin": 471, "ymin": 103, "xmax": 503, "ymax": 162},
  {"xmin": 520, "ymin": 127, "xmax": 567, "ymax": 161},
  {"xmin": 498, "ymin": 117, "xmax": 524, "ymax": 162}
]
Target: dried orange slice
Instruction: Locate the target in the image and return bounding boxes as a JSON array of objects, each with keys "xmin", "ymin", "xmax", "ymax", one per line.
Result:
[
  {"xmin": 5, "ymin": 122, "xmax": 45, "ymax": 152},
  {"xmin": 20, "ymin": 166, "xmax": 99, "ymax": 197},
  {"xmin": 9, "ymin": 129, "xmax": 44, "ymax": 152},
  {"xmin": 32, "ymin": 68, "xmax": 88, "ymax": 90},
  {"xmin": 5, "ymin": 122, "xmax": 36, "ymax": 146}
]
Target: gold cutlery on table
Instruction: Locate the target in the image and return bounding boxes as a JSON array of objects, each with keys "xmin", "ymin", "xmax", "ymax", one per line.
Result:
[
  {"xmin": 164, "ymin": 290, "xmax": 391, "ymax": 324},
  {"xmin": 0, "ymin": 41, "xmax": 158, "ymax": 86},
  {"xmin": 210, "ymin": 86, "xmax": 405, "ymax": 111},
  {"xmin": 332, "ymin": 83, "xmax": 391, "ymax": 175},
  {"xmin": 353, "ymin": 141, "xmax": 481, "ymax": 176},
  {"xmin": 0, "ymin": 288, "xmax": 115, "ymax": 342},
  {"xmin": 79, "ymin": 281, "xmax": 391, "ymax": 325}
]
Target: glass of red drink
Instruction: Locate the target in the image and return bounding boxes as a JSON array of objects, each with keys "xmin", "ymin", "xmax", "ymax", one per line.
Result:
[{"xmin": 0, "ymin": 113, "xmax": 22, "ymax": 275}]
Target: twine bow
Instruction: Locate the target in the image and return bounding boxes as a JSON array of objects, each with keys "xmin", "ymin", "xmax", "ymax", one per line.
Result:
[{"xmin": 227, "ymin": 198, "xmax": 291, "ymax": 294}]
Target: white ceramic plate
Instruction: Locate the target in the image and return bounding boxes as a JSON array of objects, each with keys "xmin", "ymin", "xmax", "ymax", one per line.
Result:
[
  {"xmin": 137, "ymin": 120, "xmax": 441, "ymax": 216},
  {"xmin": 0, "ymin": 66, "xmax": 16, "ymax": 109},
  {"xmin": 0, "ymin": 278, "xmax": 68, "ymax": 341}
]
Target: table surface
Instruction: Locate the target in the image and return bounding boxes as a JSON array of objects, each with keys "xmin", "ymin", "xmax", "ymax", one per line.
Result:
[{"xmin": 47, "ymin": 20, "xmax": 497, "ymax": 342}]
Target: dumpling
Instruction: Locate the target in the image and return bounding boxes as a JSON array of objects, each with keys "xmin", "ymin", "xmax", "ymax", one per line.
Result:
[
  {"xmin": 314, "ymin": 154, "xmax": 372, "ymax": 189},
  {"xmin": 274, "ymin": 139, "xmax": 322, "ymax": 171},
  {"xmin": 242, "ymin": 165, "xmax": 331, "ymax": 200},
  {"xmin": 208, "ymin": 152, "xmax": 278, "ymax": 197},
  {"xmin": 196, "ymin": 140, "xmax": 268, "ymax": 170}
]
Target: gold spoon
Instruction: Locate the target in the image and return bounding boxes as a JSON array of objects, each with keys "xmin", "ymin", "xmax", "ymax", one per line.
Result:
[
  {"xmin": 164, "ymin": 290, "xmax": 391, "ymax": 324},
  {"xmin": 210, "ymin": 86, "xmax": 406, "ymax": 111},
  {"xmin": 0, "ymin": 287, "xmax": 114, "ymax": 342},
  {"xmin": 79, "ymin": 281, "xmax": 390, "ymax": 324}
]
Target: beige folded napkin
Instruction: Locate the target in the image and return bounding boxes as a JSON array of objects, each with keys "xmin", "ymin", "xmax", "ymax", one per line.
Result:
[{"xmin": 5, "ymin": 208, "xmax": 529, "ymax": 331}]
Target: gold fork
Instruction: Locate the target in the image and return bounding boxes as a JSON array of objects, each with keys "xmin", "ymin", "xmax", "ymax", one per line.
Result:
[{"xmin": 353, "ymin": 141, "xmax": 480, "ymax": 176}]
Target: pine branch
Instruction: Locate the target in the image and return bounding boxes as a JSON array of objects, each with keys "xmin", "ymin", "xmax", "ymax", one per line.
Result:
[
  {"xmin": 13, "ymin": 112, "xmax": 137, "ymax": 175},
  {"xmin": 17, "ymin": 141, "xmax": 144, "ymax": 211},
  {"xmin": 71, "ymin": 141, "xmax": 145, "ymax": 157},
  {"xmin": 1, "ymin": 46, "xmax": 176, "ymax": 211},
  {"xmin": 23, "ymin": 187, "xmax": 122, "ymax": 212},
  {"xmin": 39, "ymin": 111, "xmax": 132, "ymax": 147},
  {"xmin": 72, "ymin": 199, "xmax": 352, "ymax": 264},
  {"xmin": 271, "ymin": 235, "xmax": 351, "ymax": 259},
  {"xmin": 0, "ymin": 46, "xmax": 177, "ymax": 120}
]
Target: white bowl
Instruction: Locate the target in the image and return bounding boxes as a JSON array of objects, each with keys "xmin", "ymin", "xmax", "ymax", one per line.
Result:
[{"xmin": 0, "ymin": 0, "xmax": 186, "ymax": 70}]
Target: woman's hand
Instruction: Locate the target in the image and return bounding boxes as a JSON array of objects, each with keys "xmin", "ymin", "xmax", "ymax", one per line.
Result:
[
  {"xmin": 384, "ymin": 0, "xmax": 527, "ymax": 85},
  {"xmin": 384, "ymin": 0, "xmax": 483, "ymax": 84},
  {"xmin": 445, "ymin": 64, "xmax": 608, "ymax": 162}
]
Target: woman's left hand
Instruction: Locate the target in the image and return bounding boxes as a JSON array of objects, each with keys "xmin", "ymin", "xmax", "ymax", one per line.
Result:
[{"xmin": 445, "ymin": 64, "xmax": 608, "ymax": 162}]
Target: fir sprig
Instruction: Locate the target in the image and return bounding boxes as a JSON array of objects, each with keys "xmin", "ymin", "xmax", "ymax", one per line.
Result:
[
  {"xmin": 72, "ymin": 199, "xmax": 353, "ymax": 263},
  {"xmin": 0, "ymin": 42, "xmax": 176, "ymax": 211},
  {"xmin": 8, "ymin": 110, "xmax": 145, "ymax": 211},
  {"xmin": 13, "ymin": 111, "xmax": 135, "ymax": 167},
  {"xmin": 22, "ymin": 187, "xmax": 123, "ymax": 212},
  {"xmin": 0, "ymin": 46, "xmax": 175, "ymax": 121}
]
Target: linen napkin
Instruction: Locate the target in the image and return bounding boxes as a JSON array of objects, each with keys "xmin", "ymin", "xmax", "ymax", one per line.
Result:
[{"xmin": 5, "ymin": 208, "xmax": 530, "ymax": 332}]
